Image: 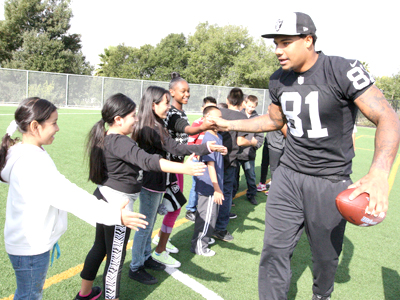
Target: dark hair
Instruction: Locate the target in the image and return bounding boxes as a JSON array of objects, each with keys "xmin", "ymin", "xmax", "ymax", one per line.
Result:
[
  {"xmin": 203, "ymin": 105, "xmax": 220, "ymax": 117},
  {"xmin": 132, "ymin": 86, "xmax": 170, "ymax": 148},
  {"xmin": 299, "ymin": 33, "xmax": 317, "ymax": 46},
  {"xmin": 87, "ymin": 93, "xmax": 136, "ymax": 184},
  {"xmin": 246, "ymin": 95, "xmax": 259, "ymax": 105},
  {"xmin": 0, "ymin": 97, "xmax": 57, "ymax": 182},
  {"xmin": 217, "ymin": 102, "xmax": 228, "ymax": 109},
  {"xmin": 203, "ymin": 96, "xmax": 217, "ymax": 106},
  {"xmin": 227, "ymin": 88, "xmax": 244, "ymax": 107},
  {"xmin": 169, "ymin": 72, "xmax": 187, "ymax": 90}
]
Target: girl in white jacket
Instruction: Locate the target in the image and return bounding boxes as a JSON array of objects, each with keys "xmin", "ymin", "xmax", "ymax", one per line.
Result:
[{"xmin": 0, "ymin": 98, "xmax": 150, "ymax": 300}]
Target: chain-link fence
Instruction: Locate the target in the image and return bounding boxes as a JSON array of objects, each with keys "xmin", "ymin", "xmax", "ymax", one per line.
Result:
[
  {"xmin": 2, "ymin": 67, "xmax": 398, "ymax": 122},
  {"xmin": 0, "ymin": 68, "xmax": 271, "ymax": 115}
]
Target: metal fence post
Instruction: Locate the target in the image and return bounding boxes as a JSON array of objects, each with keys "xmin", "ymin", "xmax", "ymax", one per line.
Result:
[
  {"xmin": 65, "ymin": 74, "xmax": 69, "ymax": 107},
  {"xmin": 26, "ymin": 70, "xmax": 29, "ymax": 98},
  {"xmin": 101, "ymin": 77, "xmax": 105, "ymax": 107}
]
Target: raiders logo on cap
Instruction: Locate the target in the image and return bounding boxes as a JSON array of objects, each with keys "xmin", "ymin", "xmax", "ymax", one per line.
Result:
[{"xmin": 275, "ymin": 19, "xmax": 283, "ymax": 32}]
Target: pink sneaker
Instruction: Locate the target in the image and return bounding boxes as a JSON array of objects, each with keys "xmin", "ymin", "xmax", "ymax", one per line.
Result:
[{"xmin": 257, "ymin": 182, "xmax": 266, "ymax": 191}]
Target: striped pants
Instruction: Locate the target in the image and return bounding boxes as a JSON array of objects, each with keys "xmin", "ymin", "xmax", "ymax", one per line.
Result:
[{"xmin": 190, "ymin": 194, "xmax": 219, "ymax": 255}]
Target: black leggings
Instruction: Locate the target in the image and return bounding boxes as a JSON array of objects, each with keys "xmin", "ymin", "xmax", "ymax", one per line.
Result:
[{"xmin": 80, "ymin": 224, "xmax": 131, "ymax": 299}]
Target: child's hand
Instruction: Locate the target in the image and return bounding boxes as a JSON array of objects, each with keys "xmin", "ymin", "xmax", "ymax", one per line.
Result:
[
  {"xmin": 207, "ymin": 141, "xmax": 227, "ymax": 154},
  {"xmin": 213, "ymin": 189, "xmax": 224, "ymax": 205},
  {"xmin": 120, "ymin": 200, "xmax": 148, "ymax": 231},
  {"xmin": 185, "ymin": 153, "xmax": 207, "ymax": 176}
]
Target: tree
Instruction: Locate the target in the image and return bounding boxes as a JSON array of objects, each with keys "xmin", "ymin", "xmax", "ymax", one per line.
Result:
[
  {"xmin": 0, "ymin": 0, "xmax": 92, "ymax": 74},
  {"xmin": 148, "ymin": 33, "xmax": 189, "ymax": 81},
  {"xmin": 219, "ymin": 40, "xmax": 280, "ymax": 88},
  {"xmin": 184, "ymin": 22, "xmax": 253, "ymax": 85},
  {"xmin": 95, "ymin": 44, "xmax": 154, "ymax": 79}
]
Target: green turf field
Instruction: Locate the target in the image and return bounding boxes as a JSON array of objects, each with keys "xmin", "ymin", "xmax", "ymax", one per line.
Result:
[{"xmin": 0, "ymin": 106, "xmax": 399, "ymax": 300}]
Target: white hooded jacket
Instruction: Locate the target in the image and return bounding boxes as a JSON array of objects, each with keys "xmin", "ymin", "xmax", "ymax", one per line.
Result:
[{"xmin": 1, "ymin": 143, "xmax": 122, "ymax": 256}]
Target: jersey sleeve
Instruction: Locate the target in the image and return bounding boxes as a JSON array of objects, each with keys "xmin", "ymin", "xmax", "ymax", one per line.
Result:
[{"xmin": 328, "ymin": 56, "xmax": 375, "ymax": 101}]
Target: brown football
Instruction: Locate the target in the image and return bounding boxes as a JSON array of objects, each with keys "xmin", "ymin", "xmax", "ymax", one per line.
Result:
[{"xmin": 335, "ymin": 188, "xmax": 385, "ymax": 226}]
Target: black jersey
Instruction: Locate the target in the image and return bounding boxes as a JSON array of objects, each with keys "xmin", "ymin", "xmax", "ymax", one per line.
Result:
[{"xmin": 269, "ymin": 51, "xmax": 374, "ymax": 177}]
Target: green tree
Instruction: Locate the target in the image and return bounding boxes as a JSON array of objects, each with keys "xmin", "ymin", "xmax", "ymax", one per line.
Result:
[
  {"xmin": 219, "ymin": 40, "xmax": 280, "ymax": 88},
  {"xmin": 184, "ymin": 22, "xmax": 253, "ymax": 85},
  {"xmin": 376, "ymin": 72, "xmax": 400, "ymax": 100},
  {"xmin": 148, "ymin": 33, "xmax": 189, "ymax": 81},
  {"xmin": 95, "ymin": 44, "xmax": 154, "ymax": 79},
  {"xmin": 0, "ymin": 0, "xmax": 92, "ymax": 74}
]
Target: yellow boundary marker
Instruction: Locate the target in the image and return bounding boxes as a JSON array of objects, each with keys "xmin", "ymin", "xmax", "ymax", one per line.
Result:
[{"xmin": 1, "ymin": 152, "xmax": 398, "ymax": 300}]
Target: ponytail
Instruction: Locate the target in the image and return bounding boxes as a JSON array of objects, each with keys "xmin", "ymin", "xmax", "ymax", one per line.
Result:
[
  {"xmin": 86, "ymin": 93, "xmax": 136, "ymax": 184},
  {"xmin": 86, "ymin": 119, "xmax": 106, "ymax": 184}
]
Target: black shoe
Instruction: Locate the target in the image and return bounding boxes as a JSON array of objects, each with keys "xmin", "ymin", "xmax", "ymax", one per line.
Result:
[
  {"xmin": 213, "ymin": 230, "xmax": 234, "ymax": 242},
  {"xmin": 74, "ymin": 286, "xmax": 102, "ymax": 300},
  {"xmin": 185, "ymin": 211, "xmax": 196, "ymax": 222},
  {"xmin": 312, "ymin": 294, "xmax": 331, "ymax": 300},
  {"xmin": 229, "ymin": 213, "xmax": 237, "ymax": 219},
  {"xmin": 144, "ymin": 256, "xmax": 166, "ymax": 271},
  {"xmin": 128, "ymin": 267, "xmax": 158, "ymax": 285},
  {"xmin": 247, "ymin": 196, "xmax": 258, "ymax": 205}
]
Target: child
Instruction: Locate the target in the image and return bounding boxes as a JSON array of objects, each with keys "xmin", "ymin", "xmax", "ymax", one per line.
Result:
[
  {"xmin": 191, "ymin": 106, "xmax": 224, "ymax": 256},
  {"xmin": 76, "ymin": 94, "xmax": 206, "ymax": 300},
  {"xmin": 129, "ymin": 86, "xmax": 226, "ymax": 284},
  {"xmin": 214, "ymin": 88, "xmax": 256, "ymax": 242},
  {"xmin": 150, "ymin": 73, "xmax": 219, "ymax": 266},
  {"xmin": 0, "ymin": 97, "xmax": 149, "ymax": 300},
  {"xmin": 186, "ymin": 96, "xmax": 217, "ymax": 222},
  {"xmin": 236, "ymin": 95, "xmax": 264, "ymax": 205}
]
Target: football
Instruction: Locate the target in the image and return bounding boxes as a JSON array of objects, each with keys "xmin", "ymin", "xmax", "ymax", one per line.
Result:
[{"xmin": 335, "ymin": 188, "xmax": 386, "ymax": 227}]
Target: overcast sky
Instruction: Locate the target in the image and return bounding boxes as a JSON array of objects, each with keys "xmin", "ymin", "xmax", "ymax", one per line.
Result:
[{"xmin": 1, "ymin": 0, "xmax": 398, "ymax": 78}]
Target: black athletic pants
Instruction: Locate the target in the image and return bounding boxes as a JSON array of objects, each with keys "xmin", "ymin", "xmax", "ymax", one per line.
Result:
[
  {"xmin": 259, "ymin": 137, "xmax": 270, "ymax": 183},
  {"xmin": 268, "ymin": 148, "xmax": 283, "ymax": 181},
  {"xmin": 258, "ymin": 166, "xmax": 349, "ymax": 299},
  {"xmin": 80, "ymin": 224, "xmax": 131, "ymax": 300}
]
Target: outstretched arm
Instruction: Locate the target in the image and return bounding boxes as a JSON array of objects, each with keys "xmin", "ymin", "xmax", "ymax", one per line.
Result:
[
  {"xmin": 350, "ymin": 85, "xmax": 400, "ymax": 215},
  {"xmin": 211, "ymin": 103, "xmax": 286, "ymax": 133}
]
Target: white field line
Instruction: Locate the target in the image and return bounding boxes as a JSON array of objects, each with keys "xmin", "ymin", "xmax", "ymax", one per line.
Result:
[{"xmin": 164, "ymin": 267, "xmax": 224, "ymax": 300}]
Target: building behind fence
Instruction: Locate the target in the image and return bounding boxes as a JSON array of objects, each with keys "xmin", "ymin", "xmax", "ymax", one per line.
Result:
[{"xmin": 1, "ymin": 67, "xmax": 398, "ymax": 123}]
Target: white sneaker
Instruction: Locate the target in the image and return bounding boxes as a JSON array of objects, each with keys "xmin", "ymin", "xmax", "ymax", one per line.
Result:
[
  {"xmin": 151, "ymin": 251, "xmax": 181, "ymax": 268},
  {"xmin": 200, "ymin": 248, "xmax": 215, "ymax": 257},
  {"xmin": 256, "ymin": 182, "xmax": 266, "ymax": 191},
  {"xmin": 152, "ymin": 235, "xmax": 179, "ymax": 253},
  {"xmin": 208, "ymin": 238, "xmax": 215, "ymax": 245}
]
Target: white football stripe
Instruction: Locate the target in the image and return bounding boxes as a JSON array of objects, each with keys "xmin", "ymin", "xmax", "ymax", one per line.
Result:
[{"xmin": 164, "ymin": 267, "xmax": 224, "ymax": 300}]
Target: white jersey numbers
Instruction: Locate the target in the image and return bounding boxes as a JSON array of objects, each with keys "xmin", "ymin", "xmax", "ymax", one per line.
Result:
[
  {"xmin": 346, "ymin": 67, "xmax": 370, "ymax": 90},
  {"xmin": 281, "ymin": 91, "xmax": 328, "ymax": 138}
]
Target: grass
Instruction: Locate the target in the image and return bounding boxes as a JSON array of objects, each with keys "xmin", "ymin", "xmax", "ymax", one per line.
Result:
[{"xmin": 0, "ymin": 107, "xmax": 399, "ymax": 300}]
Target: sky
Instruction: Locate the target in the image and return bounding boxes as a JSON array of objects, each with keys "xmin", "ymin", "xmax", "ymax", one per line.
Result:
[{"xmin": 1, "ymin": 0, "xmax": 399, "ymax": 78}]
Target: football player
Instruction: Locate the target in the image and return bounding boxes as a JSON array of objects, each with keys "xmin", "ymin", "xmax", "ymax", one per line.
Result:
[{"xmin": 212, "ymin": 12, "xmax": 400, "ymax": 300}]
